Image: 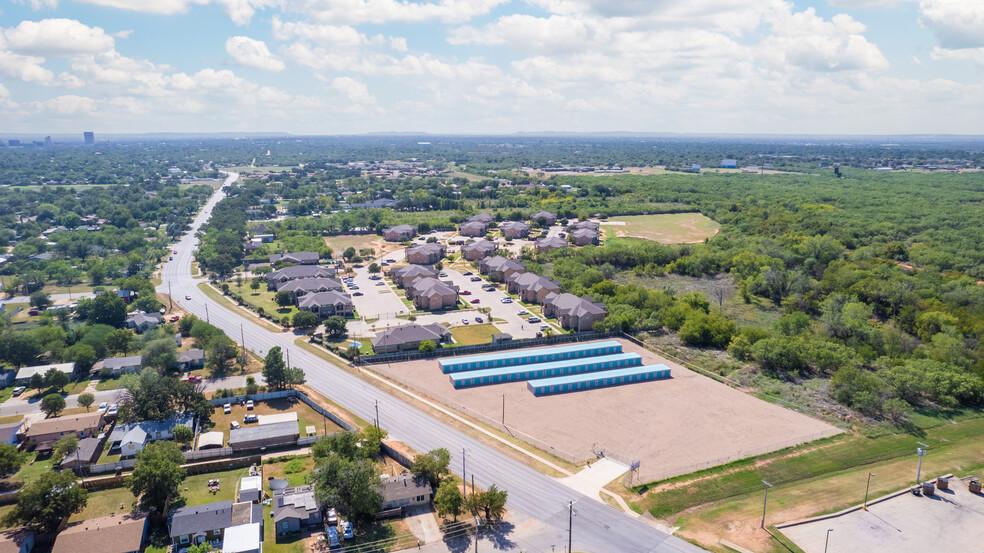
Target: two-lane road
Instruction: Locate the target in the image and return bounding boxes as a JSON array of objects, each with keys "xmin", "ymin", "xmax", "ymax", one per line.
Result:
[{"xmin": 159, "ymin": 172, "xmax": 706, "ymax": 553}]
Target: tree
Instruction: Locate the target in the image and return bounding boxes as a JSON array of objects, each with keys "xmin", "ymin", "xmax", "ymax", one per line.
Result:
[
  {"xmin": 411, "ymin": 448, "xmax": 451, "ymax": 488},
  {"xmin": 245, "ymin": 375, "xmax": 259, "ymax": 395},
  {"xmin": 358, "ymin": 425, "xmax": 388, "ymax": 459},
  {"xmin": 368, "ymin": 263, "xmax": 380, "ymax": 274},
  {"xmin": 186, "ymin": 544, "xmax": 214, "ymax": 553},
  {"xmin": 106, "ymin": 328, "xmax": 135, "ymax": 355},
  {"xmin": 3, "ymin": 470, "xmax": 87, "ymax": 533},
  {"xmin": 313, "ymin": 431, "xmax": 361, "ymax": 462},
  {"xmin": 274, "ymin": 290, "xmax": 294, "ymax": 307},
  {"xmin": 172, "ymin": 425, "xmax": 193, "ymax": 447},
  {"xmin": 44, "ymin": 367, "xmax": 70, "ymax": 392},
  {"xmin": 0, "ymin": 444, "xmax": 26, "ymax": 477},
  {"xmin": 142, "ymin": 338, "xmax": 178, "ymax": 373},
  {"xmin": 434, "ymin": 480, "xmax": 464, "ymax": 521},
  {"xmin": 292, "ymin": 310, "xmax": 319, "ymax": 328},
  {"xmin": 65, "ymin": 343, "xmax": 97, "ymax": 373},
  {"xmin": 126, "ymin": 441, "xmax": 187, "ymax": 515},
  {"xmin": 474, "ymin": 484, "xmax": 508, "ymax": 521},
  {"xmin": 77, "ymin": 392, "xmax": 95, "ymax": 412},
  {"xmin": 84, "ymin": 293, "xmax": 127, "ymax": 327},
  {"xmin": 324, "ymin": 316, "xmax": 347, "ymax": 338},
  {"xmin": 29, "ymin": 291, "xmax": 51, "ymax": 310},
  {"xmin": 178, "ymin": 314, "xmax": 197, "ymax": 336},
  {"xmin": 41, "ymin": 393, "xmax": 66, "ymax": 417},
  {"xmin": 29, "ymin": 373, "xmax": 44, "ymax": 393},
  {"xmin": 343, "ymin": 247, "xmax": 356, "ymax": 260},
  {"xmin": 285, "ymin": 366, "xmax": 306, "ymax": 389},
  {"xmin": 312, "ymin": 456, "xmax": 382, "ymax": 525},
  {"xmin": 52, "ymin": 434, "xmax": 78, "ymax": 463},
  {"xmin": 250, "ymin": 279, "xmax": 261, "ymax": 292},
  {"xmin": 206, "ymin": 338, "xmax": 238, "ymax": 377},
  {"xmin": 262, "ymin": 347, "xmax": 287, "ymax": 390},
  {"xmin": 419, "ymin": 340, "xmax": 436, "ymax": 353}
]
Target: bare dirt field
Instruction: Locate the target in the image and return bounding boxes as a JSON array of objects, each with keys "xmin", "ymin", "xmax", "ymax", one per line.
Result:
[
  {"xmin": 325, "ymin": 234, "xmax": 402, "ymax": 257},
  {"xmin": 603, "ymin": 213, "xmax": 720, "ymax": 244},
  {"xmin": 369, "ymin": 339, "xmax": 840, "ymax": 483}
]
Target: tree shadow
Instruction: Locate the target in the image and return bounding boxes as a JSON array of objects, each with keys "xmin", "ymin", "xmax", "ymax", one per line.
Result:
[
  {"xmin": 441, "ymin": 522, "xmax": 472, "ymax": 553},
  {"xmin": 481, "ymin": 521, "xmax": 516, "ymax": 551}
]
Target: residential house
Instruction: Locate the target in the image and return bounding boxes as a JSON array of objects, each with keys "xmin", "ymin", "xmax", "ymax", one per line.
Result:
[
  {"xmin": 406, "ymin": 278, "xmax": 459, "ymax": 311},
  {"xmin": 25, "ymin": 411, "xmax": 104, "ymax": 452},
  {"xmin": 567, "ymin": 220, "xmax": 600, "ymax": 232},
  {"xmin": 15, "ymin": 362, "xmax": 75, "ymax": 383},
  {"xmin": 238, "ymin": 476, "xmax": 263, "ymax": 503},
  {"xmin": 99, "ymin": 355, "xmax": 143, "ymax": 376},
  {"xmin": 405, "ymin": 243, "xmax": 446, "ymax": 265},
  {"xmin": 108, "ymin": 414, "xmax": 194, "ymax": 457},
  {"xmin": 371, "ymin": 324, "xmax": 451, "ymax": 354},
  {"xmin": 52, "ymin": 513, "xmax": 148, "ymax": 553},
  {"xmin": 59, "ymin": 436, "xmax": 105, "ymax": 471},
  {"xmin": 541, "ymin": 293, "xmax": 608, "ymax": 331},
  {"xmin": 249, "ymin": 224, "xmax": 269, "ymax": 236},
  {"xmin": 273, "ymin": 485, "xmax": 322, "ymax": 535},
  {"xmin": 169, "ymin": 500, "xmax": 262, "ymax": 548},
  {"xmin": 252, "ymin": 234, "xmax": 275, "ymax": 243},
  {"xmin": 506, "ymin": 273, "xmax": 561, "ymax": 304},
  {"xmin": 461, "ymin": 240, "xmax": 497, "ymax": 261},
  {"xmin": 269, "ymin": 252, "xmax": 320, "ymax": 266},
  {"xmin": 228, "ymin": 421, "xmax": 299, "ymax": 452},
  {"xmin": 382, "ymin": 224, "xmax": 417, "ymax": 242},
  {"xmin": 176, "ymin": 349, "xmax": 205, "ymax": 371},
  {"xmin": 297, "ymin": 291, "xmax": 354, "ymax": 318},
  {"xmin": 390, "ymin": 265, "xmax": 438, "ymax": 288},
  {"xmin": 466, "ymin": 213, "xmax": 494, "ymax": 224},
  {"xmin": 115, "ymin": 290, "xmax": 137, "ymax": 304},
  {"xmin": 126, "ymin": 312, "xmax": 162, "ymax": 334},
  {"xmin": 0, "ymin": 422, "xmax": 23, "ymax": 445},
  {"xmin": 350, "ymin": 198, "xmax": 397, "ymax": 209},
  {"xmin": 479, "ymin": 256, "xmax": 526, "ymax": 282},
  {"xmin": 278, "ymin": 277, "xmax": 344, "ymax": 299},
  {"xmin": 379, "ymin": 473, "xmax": 432, "ymax": 511},
  {"xmin": 0, "ymin": 530, "xmax": 33, "ymax": 553},
  {"xmin": 570, "ymin": 228, "xmax": 601, "ymax": 246},
  {"xmin": 499, "ymin": 221, "xmax": 531, "ymax": 239},
  {"xmin": 266, "ymin": 266, "xmax": 336, "ymax": 290},
  {"xmin": 530, "ymin": 211, "xmax": 557, "ymax": 226},
  {"xmin": 535, "ymin": 236, "xmax": 567, "ymax": 253},
  {"xmin": 458, "ymin": 221, "xmax": 488, "ymax": 237}
]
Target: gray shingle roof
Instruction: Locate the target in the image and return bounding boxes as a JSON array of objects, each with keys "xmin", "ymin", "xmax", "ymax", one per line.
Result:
[
  {"xmin": 228, "ymin": 421, "xmax": 299, "ymax": 447},
  {"xmin": 101, "ymin": 355, "xmax": 142, "ymax": 370},
  {"xmin": 298, "ymin": 291, "xmax": 353, "ymax": 309},
  {"xmin": 267, "ymin": 265, "xmax": 336, "ymax": 282},
  {"xmin": 169, "ymin": 500, "xmax": 232, "ymax": 538},
  {"xmin": 278, "ymin": 277, "xmax": 343, "ymax": 294},
  {"xmin": 270, "ymin": 252, "xmax": 320, "ymax": 264},
  {"xmin": 273, "ymin": 485, "xmax": 319, "ymax": 523},
  {"xmin": 380, "ymin": 473, "xmax": 432, "ymax": 503},
  {"xmin": 372, "ymin": 323, "xmax": 449, "ymax": 348}
]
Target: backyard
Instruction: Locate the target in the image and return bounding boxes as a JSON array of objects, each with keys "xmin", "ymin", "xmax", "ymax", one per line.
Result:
[
  {"xmin": 204, "ymin": 397, "xmax": 344, "ymax": 447},
  {"xmin": 450, "ymin": 323, "xmax": 501, "ymax": 346}
]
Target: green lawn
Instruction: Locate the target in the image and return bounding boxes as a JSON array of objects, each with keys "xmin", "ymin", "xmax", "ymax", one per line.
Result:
[
  {"xmin": 450, "ymin": 323, "xmax": 500, "ymax": 346},
  {"xmin": 13, "ymin": 457, "xmax": 54, "ymax": 484},
  {"xmin": 243, "ymin": 290, "xmax": 298, "ymax": 320},
  {"xmin": 69, "ymin": 486, "xmax": 138, "ymax": 523},
  {"xmin": 325, "ymin": 234, "xmax": 381, "ymax": 256},
  {"xmin": 605, "ymin": 212, "xmax": 720, "ymax": 244},
  {"xmin": 66, "ymin": 380, "xmax": 90, "ymax": 395},
  {"xmin": 95, "ymin": 377, "xmax": 122, "ymax": 391},
  {"xmin": 0, "ymin": 387, "xmax": 14, "ymax": 404}
]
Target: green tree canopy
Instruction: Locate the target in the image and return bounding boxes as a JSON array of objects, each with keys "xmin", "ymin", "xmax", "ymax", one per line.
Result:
[
  {"xmin": 125, "ymin": 441, "xmax": 187, "ymax": 515},
  {"xmin": 3, "ymin": 470, "xmax": 88, "ymax": 533}
]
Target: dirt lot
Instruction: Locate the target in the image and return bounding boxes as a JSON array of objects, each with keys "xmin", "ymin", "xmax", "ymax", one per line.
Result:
[
  {"xmin": 204, "ymin": 398, "xmax": 344, "ymax": 447},
  {"xmin": 370, "ymin": 339, "xmax": 839, "ymax": 483},
  {"xmin": 603, "ymin": 213, "xmax": 720, "ymax": 244}
]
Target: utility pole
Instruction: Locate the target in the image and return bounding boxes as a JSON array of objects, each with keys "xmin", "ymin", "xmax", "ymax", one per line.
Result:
[
  {"xmin": 863, "ymin": 473, "xmax": 874, "ymax": 510},
  {"xmin": 285, "ymin": 347, "xmax": 290, "ymax": 368},
  {"xmin": 374, "ymin": 400, "xmax": 380, "ymax": 429},
  {"xmin": 760, "ymin": 480, "xmax": 773, "ymax": 529},
  {"xmin": 240, "ymin": 323, "xmax": 245, "ymax": 349},
  {"xmin": 168, "ymin": 282, "xmax": 173, "ymax": 311},
  {"xmin": 462, "ymin": 448, "xmax": 467, "ymax": 500},
  {"xmin": 824, "ymin": 528, "xmax": 833, "ymax": 553},
  {"xmin": 567, "ymin": 500, "xmax": 577, "ymax": 553},
  {"xmin": 205, "ymin": 302, "xmax": 209, "ymax": 323},
  {"xmin": 916, "ymin": 442, "xmax": 928, "ymax": 486}
]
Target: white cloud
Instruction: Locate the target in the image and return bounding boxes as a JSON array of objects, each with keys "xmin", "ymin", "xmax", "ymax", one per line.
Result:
[
  {"xmin": 2, "ymin": 19, "xmax": 114, "ymax": 56},
  {"xmin": 226, "ymin": 36, "xmax": 286, "ymax": 71},
  {"xmin": 0, "ymin": 82, "xmax": 18, "ymax": 109},
  {"xmin": 760, "ymin": 7, "xmax": 889, "ymax": 71},
  {"xmin": 284, "ymin": 0, "xmax": 508, "ymax": 25},
  {"xmin": 73, "ymin": 0, "xmax": 208, "ymax": 16},
  {"xmin": 216, "ymin": 0, "xmax": 277, "ymax": 25},
  {"xmin": 112, "ymin": 30, "xmax": 133, "ymax": 39},
  {"xmin": 30, "ymin": 94, "xmax": 97, "ymax": 114},
  {"xmin": 14, "ymin": 0, "xmax": 59, "ymax": 9},
  {"xmin": 930, "ymin": 45, "xmax": 984, "ymax": 64},
  {"xmin": 332, "ymin": 76, "xmax": 376, "ymax": 104},
  {"xmin": 919, "ymin": 0, "xmax": 984, "ymax": 49},
  {"xmin": 0, "ymin": 51, "xmax": 55, "ymax": 84}
]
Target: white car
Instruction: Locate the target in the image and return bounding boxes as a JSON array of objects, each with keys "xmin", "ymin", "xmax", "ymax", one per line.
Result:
[
  {"xmin": 246, "ymin": 400, "xmax": 254, "ymax": 410},
  {"xmin": 223, "ymin": 403, "xmax": 231, "ymax": 414},
  {"xmin": 98, "ymin": 402, "xmax": 109, "ymax": 412},
  {"xmin": 460, "ymin": 318, "xmax": 470, "ymax": 325},
  {"xmin": 107, "ymin": 404, "xmax": 119, "ymax": 417},
  {"xmin": 500, "ymin": 297, "xmax": 513, "ymax": 304}
]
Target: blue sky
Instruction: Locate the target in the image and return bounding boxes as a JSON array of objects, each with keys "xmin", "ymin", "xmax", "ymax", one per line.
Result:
[{"xmin": 0, "ymin": 0, "xmax": 982, "ymax": 134}]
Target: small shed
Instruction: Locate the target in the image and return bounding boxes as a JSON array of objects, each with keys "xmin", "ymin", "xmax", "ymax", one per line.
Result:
[
  {"xmin": 239, "ymin": 476, "xmax": 263, "ymax": 503},
  {"xmin": 197, "ymin": 431, "xmax": 225, "ymax": 450},
  {"xmin": 969, "ymin": 480, "xmax": 982, "ymax": 494}
]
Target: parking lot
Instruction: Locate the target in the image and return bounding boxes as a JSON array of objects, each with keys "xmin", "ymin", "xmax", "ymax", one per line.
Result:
[{"xmin": 779, "ymin": 478, "xmax": 984, "ymax": 553}]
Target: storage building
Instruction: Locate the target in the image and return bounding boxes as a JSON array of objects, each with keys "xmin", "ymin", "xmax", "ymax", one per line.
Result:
[
  {"xmin": 438, "ymin": 340, "xmax": 623, "ymax": 374},
  {"xmin": 449, "ymin": 353, "xmax": 642, "ymax": 389},
  {"xmin": 527, "ymin": 364, "xmax": 671, "ymax": 396}
]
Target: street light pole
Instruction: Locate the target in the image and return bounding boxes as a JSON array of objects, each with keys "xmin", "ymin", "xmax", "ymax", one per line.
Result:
[
  {"xmin": 824, "ymin": 529, "xmax": 833, "ymax": 553},
  {"xmin": 916, "ymin": 442, "xmax": 929, "ymax": 487},
  {"xmin": 205, "ymin": 302, "xmax": 209, "ymax": 323},
  {"xmin": 461, "ymin": 447, "xmax": 467, "ymax": 500},
  {"xmin": 863, "ymin": 472, "xmax": 874, "ymax": 510},
  {"xmin": 374, "ymin": 400, "xmax": 380, "ymax": 429},
  {"xmin": 567, "ymin": 500, "xmax": 577, "ymax": 553},
  {"xmin": 760, "ymin": 480, "xmax": 773, "ymax": 529}
]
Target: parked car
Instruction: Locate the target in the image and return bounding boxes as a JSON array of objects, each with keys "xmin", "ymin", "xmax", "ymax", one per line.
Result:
[
  {"xmin": 327, "ymin": 527, "xmax": 340, "ymax": 548},
  {"xmin": 518, "ymin": 310, "xmax": 529, "ymax": 315},
  {"xmin": 527, "ymin": 316, "xmax": 541, "ymax": 323},
  {"xmin": 470, "ymin": 276, "xmax": 482, "ymax": 282},
  {"xmin": 460, "ymin": 319, "xmax": 469, "ymax": 325},
  {"xmin": 501, "ymin": 298, "xmax": 513, "ymax": 304},
  {"xmin": 342, "ymin": 521, "xmax": 354, "ymax": 539},
  {"xmin": 375, "ymin": 282, "xmax": 385, "ymax": 286},
  {"xmin": 230, "ymin": 420, "xmax": 241, "ymax": 430},
  {"xmin": 97, "ymin": 401, "xmax": 108, "ymax": 411},
  {"xmin": 349, "ymin": 285, "xmax": 359, "ymax": 290},
  {"xmin": 173, "ymin": 250, "xmax": 178, "ymax": 254},
  {"xmin": 463, "ymin": 271, "xmax": 473, "ymax": 276},
  {"xmin": 353, "ymin": 292, "xmax": 363, "ymax": 296},
  {"xmin": 325, "ymin": 508, "xmax": 338, "ymax": 526},
  {"xmin": 246, "ymin": 400, "xmax": 254, "ymax": 410},
  {"xmin": 12, "ymin": 387, "xmax": 26, "ymax": 397},
  {"xmin": 181, "ymin": 375, "xmax": 202, "ymax": 383},
  {"xmin": 169, "ymin": 315, "xmax": 180, "ymax": 322},
  {"xmin": 28, "ymin": 308, "xmax": 39, "ymax": 316},
  {"xmin": 470, "ymin": 298, "xmax": 481, "ymax": 304},
  {"xmin": 540, "ymin": 325, "xmax": 551, "ymax": 331},
  {"xmin": 107, "ymin": 404, "xmax": 118, "ymax": 417},
  {"xmin": 475, "ymin": 317, "xmax": 483, "ymax": 323},
  {"xmin": 185, "ymin": 295, "xmax": 192, "ymax": 300},
  {"xmin": 438, "ymin": 272, "xmax": 447, "ymax": 277},
  {"xmin": 244, "ymin": 414, "xmax": 258, "ymax": 424},
  {"xmin": 460, "ymin": 290, "xmax": 471, "ymax": 295},
  {"xmin": 169, "ymin": 256, "xmax": 173, "ymax": 261},
  {"xmin": 223, "ymin": 403, "xmax": 231, "ymax": 414},
  {"xmin": 369, "ymin": 275, "xmax": 381, "ymax": 280}
]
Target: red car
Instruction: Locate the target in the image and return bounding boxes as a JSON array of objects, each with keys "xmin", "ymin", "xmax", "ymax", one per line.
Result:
[
  {"xmin": 173, "ymin": 250, "xmax": 178, "ymax": 254},
  {"xmin": 470, "ymin": 298, "xmax": 480, "ymax": 304},
  {"xmin": 169, "ymin": 315, "xmax": 180, "ymax": 322},
  {"xmin": 460, "ymin": 290, "xmax": 471, "ymax": 295},
  {"xmin": 181, "ymin": 375, "xmax": 202, "ymax": 383}
]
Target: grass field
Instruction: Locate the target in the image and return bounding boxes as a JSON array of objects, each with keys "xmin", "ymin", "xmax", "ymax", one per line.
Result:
[
  {"xmin": 604, "ymin": 212, "xmax": 720, "ymax": 244},
  {"xmin": 244, "ymin": 289, "xmax": 298, "ymax": 320},
  {"xmin": 450, "ymin": 323, "xmax": 500, "ymax": 345},
  {"xmin": 197, "ymin": 282, "xmax": 281, "ymax": 332},
  {"xmin": 95, "ymin": 377, "xmax": 122, "ymax": 391},
  {"xmin": 325, "ymin": 234, "xmax": 381, "ymax": 255},
  {"xmin": 205, "ymin": 397, "xmax": 342, "ymax": 446}
]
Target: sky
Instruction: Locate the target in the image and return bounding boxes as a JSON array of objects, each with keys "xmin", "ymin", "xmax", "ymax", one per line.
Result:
[{"xmin": 0, "ymin": 0, "xmax": 982, "ymax": 135}]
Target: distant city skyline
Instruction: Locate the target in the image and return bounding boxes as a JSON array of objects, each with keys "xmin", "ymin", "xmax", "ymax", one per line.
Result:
[{"xmin": 0, "ymin": 0, "xmax": 981, "ymax": 135}]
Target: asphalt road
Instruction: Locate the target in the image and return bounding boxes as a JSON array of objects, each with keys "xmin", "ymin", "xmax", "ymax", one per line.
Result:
[{"xmin": 158, "ymin": 172, "xmax": 707, "ymax": 553}]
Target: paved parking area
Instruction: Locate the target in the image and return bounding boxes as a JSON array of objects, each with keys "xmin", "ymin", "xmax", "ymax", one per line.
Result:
[{"xmin": 779, "ymin": 479, "xmax": 984, "ymax": 553}]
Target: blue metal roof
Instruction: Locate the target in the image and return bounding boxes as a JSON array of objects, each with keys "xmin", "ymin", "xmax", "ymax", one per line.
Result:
[
  {"xmin": 439, "ymin": 340, "xmax": 622, "ymax": 369},
  {"xmin": 528, "ymin": 363, "xmax": 670, "ymax": 387},
  {"xmin": 449, "ymin": 352, "xmax": 641, "ymax": 382}
]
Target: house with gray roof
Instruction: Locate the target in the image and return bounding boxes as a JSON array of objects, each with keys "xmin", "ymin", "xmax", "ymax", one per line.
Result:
[
  {"xmin": 108, "ymin": 414, "xmax": 194, "ymax": 457},
  {"xmin": 405, "ymin": 278, "xmax": 459, "ymax": 311},
  {"xmin": 506, "ymin": 273, "xmax": 561, "ymax": 304},
  {"xmin": 390, "ymin": 264, "xmax": 438, "ymax": 287},
  {"xmin": 461, "ymin": 240, "xmax": 497, "ymax": 261},
  {"xmin": 126, "ymin": 312, "xmax": 162, "ymax": 334},
  {"xmin": 383, "ymin": 224, "xmax": 417, "ymax": 242},
  {"xmin": 269, "ymin": 252, "xmax": 320, "ymax": 265},
  {"xmin": 273, "ymin": 485, "xmax": 322, "ymax": 535},
  {"xmin": 277, "ymin": 277, "xmax": 344, "ymax": 298},
  {"xmin": 297, "ymin": 291, "xmax": 354, "ymax": 318},
  {"xmin": 228, "ymin": 421, "xmax": 299, "ymax": 451},
  {"xmin": 405, "ymin": 243, "xmax": 446, "ymax": 265},
  {"xmin": 266, "ymin": 266, "xmax": 336, "ymax": 290},
  {"xmin": 571, "ymin": 228, "xmax": 601, "ymax": 246},
  {"xmin": 350, "ymin": 198, "xmax": 397, "ymax": 209},
  {"xmin": 479, "ymin": 256, "xmax": 526, "ymax": 282},
  {"xmin": 380, "ymin": 473, "xmax": 432, "ymax": 511},
  {"xmin": 99, "ymin": 355, "xmax": 143, "ymax": 376},
  {"xmin": 0, "ymin": 421, "xmax": 23, "ymax": 445},
  {"xmin": 168, "ymin": 500, "xmax": 262, "ymax": 548},
  {"xmin": 372, "ymin": 323, "xmax": 451, "ymax": 354},
  {"xmin": 535, "ymin": 236, "xmax": 568, "ymax": 253},
  {"xmin": 59, "ymin": 436, "xmax": 105, "ymax": 471},
  {"xmin": 499, "ymin": 221, "xmax": 531, "ymax": 239},
  {"xmin": 568, "ymin": 220, "xmax": 600, "ymax": 231},
  {"xmin": 466, "ymin": 213, "xmax": 494, "ymax": 224},
  {"xmin": 530, "ymin": 211, "xmax": 557, "ymax": 226},
  {"xmin": 541, "ymin": 293, "xmax": 608, "ymax": 331},
  {"xmin": 176, "ymin": 349, "xmax": 205, "ymax": 371},
  {"xmin": 458, "ymin": 221, "xmax": 488, "ymax": 237}
]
